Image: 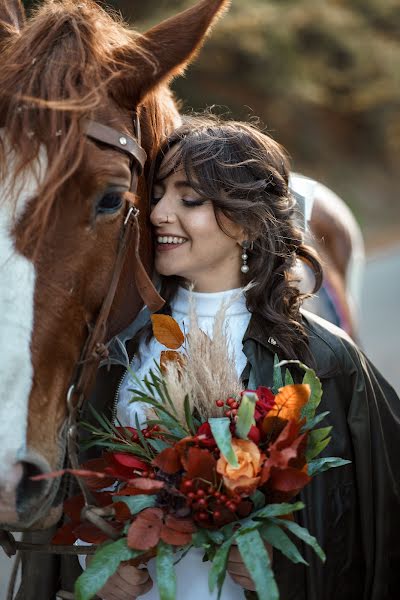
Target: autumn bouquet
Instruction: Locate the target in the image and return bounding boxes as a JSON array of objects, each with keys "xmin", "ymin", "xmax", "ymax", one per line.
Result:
[{"xmin": 40, "ymin": 307, "xmax": 350, "ymax": 600}]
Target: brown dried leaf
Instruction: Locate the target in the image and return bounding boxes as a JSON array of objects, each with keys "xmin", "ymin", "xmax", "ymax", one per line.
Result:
[
  {"xmin": 160, "ymin": 350, "xmax": 186, "ymax": 375},
  {"xmin": 151, "ymin": 314, "xmax": 184, "ymax": 349},
  {"xmin": 127, "ymin": 508, "xmax": 163, "ymax": 550}
]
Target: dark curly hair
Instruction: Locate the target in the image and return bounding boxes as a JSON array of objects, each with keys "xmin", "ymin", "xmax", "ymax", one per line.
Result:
[{"xmin": 147, "ymin": 115, "xmax": 323, "ymax": 362}]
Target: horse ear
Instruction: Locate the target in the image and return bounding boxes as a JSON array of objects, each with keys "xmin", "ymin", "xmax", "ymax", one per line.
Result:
[
  {"xmin": 115, "ymin": 0, "xmax": 231, "ymax": 106},
  {"xmin": 0, "ymin": 0, "xmax": 25, "ymax": 45}
]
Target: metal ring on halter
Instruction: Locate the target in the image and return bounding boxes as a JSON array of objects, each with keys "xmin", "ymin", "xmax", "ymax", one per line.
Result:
[
  {"xmin": 124, "ymin": 205, "xmax": 139, "ymax": 226},
  {"xmin": 66, "ymin": 384, "xmax": 75, "ymax": 410}
]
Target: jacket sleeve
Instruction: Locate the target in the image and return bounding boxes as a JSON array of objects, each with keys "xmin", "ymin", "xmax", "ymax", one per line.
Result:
[{"xmin": 345, "ymin": 343, "xmax": 400, "ymax": 599}]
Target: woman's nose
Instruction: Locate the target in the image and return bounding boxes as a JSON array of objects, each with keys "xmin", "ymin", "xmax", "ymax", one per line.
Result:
[{"xmin": 150, "ymin": 197, "xmax": 176, "ymax": 226}]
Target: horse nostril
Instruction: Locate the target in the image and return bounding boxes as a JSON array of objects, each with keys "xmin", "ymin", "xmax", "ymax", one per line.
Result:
[{"xmin": 16, "ymin": 460, "xmax": 50, "ymax": 513}]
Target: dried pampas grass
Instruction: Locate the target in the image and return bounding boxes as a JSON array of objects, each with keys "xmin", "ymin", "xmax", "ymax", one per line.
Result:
[{"xmin": 162, "ymin": 290, "xmax": 245, "ymax": 426}]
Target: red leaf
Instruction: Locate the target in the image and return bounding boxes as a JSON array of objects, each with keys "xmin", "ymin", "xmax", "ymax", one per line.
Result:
[
  {"xmin": 160, "ymin": 526, "xmax": 192, "ymax": 546},
  {"xmin": 63, "ymin": 492, "xmax": 112, "ymax": 522},
  {"xmin": 127, "ymin": 508, "xmax": 163, "ymax": 550},
  {"xmin": 112, "ymin": 501, "xmax": 133, "ymax": 522},
  {"xmin": 269, "ymin": 467, "xmax": 311, "ymax": 493},
  {"xmin": 261, "ymin": 420, "xmax": 308, "ymax": 486},
  {"xmin": 184, "ymin": 447, "xmax": 217, "ymax": 483},
  {"xmin": 164, "ymin": 515, "xmax": 197, "ymax": 534},
  {"xmin": 73, "ymin": 522, "xmax": 110, "ymax": 544},
  {"xmin": 124, "ymin": 478, "xmax": 165, "ymax": 494},
  {"xmin": 111, "ymin": 453, "xmax": 149, "ymax": 471},
  {"xmin": 30, "ymin": 468, "xmax": 112, "ymax": 483},
  {"xmin": 153, "ymin": 448, "xmax": 182, "ymax": 474},
  {"xmin": 51, "ymin": 522, "xmax": 77, "ymax": 545}
]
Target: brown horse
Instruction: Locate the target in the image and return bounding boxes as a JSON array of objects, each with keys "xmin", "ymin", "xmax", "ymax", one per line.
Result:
[{"xmin": 0, "ymin": 0, "xmax": 230, "ymax": 532}]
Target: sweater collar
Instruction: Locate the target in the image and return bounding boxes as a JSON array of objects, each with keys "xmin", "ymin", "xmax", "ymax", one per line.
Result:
[{"xmin": 171, "ymin": 286, "xmax": 248, "ymax": 318}]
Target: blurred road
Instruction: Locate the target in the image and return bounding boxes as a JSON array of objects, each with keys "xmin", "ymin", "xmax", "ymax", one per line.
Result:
[
  {"xmin": 360, "ymin": 245, "xmax": 400, "ymax": 394},
  {"xmin": 0, "ymin": 245, "xmax": 399, "ymax": 598}
]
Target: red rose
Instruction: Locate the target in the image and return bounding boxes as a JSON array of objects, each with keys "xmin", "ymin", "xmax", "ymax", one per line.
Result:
[
  {"xmin": 196, "ymin": 422, "xmax": 216, "ymax": 448},
  {"xmin": 248, "ymin": 425, "xmax": 261, "ymax": 444},
  {"xmin": 254, "ymin": 386, "xmax": 275, "ymax": 421}
]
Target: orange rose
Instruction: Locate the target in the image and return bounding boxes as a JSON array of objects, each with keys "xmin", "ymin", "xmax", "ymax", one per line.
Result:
[{"xmin": 217, "ymin": 439, "xmax": 262, "ymax": 494}]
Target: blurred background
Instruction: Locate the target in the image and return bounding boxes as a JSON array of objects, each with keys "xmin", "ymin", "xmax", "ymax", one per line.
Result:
[{"xmin": 1, "ymin": 2, "xmax": 399, "ymax": 595}]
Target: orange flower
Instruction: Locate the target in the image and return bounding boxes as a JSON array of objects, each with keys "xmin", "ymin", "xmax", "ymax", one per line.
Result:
[{"xmin": 216, "ymin": 439, "xmax": 262, "ymax": 494}]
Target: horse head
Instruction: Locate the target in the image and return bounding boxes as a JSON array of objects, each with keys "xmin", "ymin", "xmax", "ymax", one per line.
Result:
[{"xmin": 0, "ymin": 0, "xmax": 230, "ymax": 530}]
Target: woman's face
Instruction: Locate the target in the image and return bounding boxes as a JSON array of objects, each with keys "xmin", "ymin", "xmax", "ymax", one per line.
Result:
[{"xmin": 150, "ymin": 149, "xmax": 245, "ymax": 292}]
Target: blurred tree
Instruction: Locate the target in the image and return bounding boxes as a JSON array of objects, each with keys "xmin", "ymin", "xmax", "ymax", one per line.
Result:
[{"xmin": 21, "ymin": 0, "xmax": 400, "ymax": 245}]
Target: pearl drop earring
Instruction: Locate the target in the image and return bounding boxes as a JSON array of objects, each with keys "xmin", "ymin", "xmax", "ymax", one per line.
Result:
[{"xmin": 241, "ymin": 240, "xmax": 251, "ymax": 274}]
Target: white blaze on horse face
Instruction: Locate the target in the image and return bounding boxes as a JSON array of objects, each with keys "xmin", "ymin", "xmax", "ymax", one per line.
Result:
[{"xmin": 0, "ymin": 134, "xmax": 46, "ymax": 487}]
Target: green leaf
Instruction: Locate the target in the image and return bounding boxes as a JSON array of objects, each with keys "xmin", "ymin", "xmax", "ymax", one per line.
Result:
[
  {"xmin": 235, "ymin": 392, "xmax": 256, "ymax": 439},
  {"xmin": 156, "ymin": 541, "xmax": 176, "ymax": 600},
  {"xmin": 184, "ymin": 394, "xmax": 196, "ymax": 435},
  {"xmin": 305, "ymin": 429, "xmax": 332, "ymax": 461},
  {"xmin": 253, "ymin": 501, "xmax": 304, "ymax": 520},
  {"xmin": 147, "ymin": 438, "xmax": 171, "ymax": 452},
  {"xmin": 74, "ymin": 539, "xmax": 144, "ymax": 600},
  {"xmin": 284, "ymin": 369, "xmax": 294, "ymax": 386},
  {"xmin": 192, "ymin": 529, "xmax": 211, "ymax": 548},
  {"xmin": 209, "ymin": 418, "xmax": 238, "ymax": 467},
  {"xmin": 135, "ymin": 414, "xmax": 153, "ymax": 460},
  {"xmin": 114, "ymin": 494, "xmax": 156, "ymax": 515},
  {"xmin": 260, "ymin": 521, "xmax": 308, "ymax": 565},
  {"xmin": 272, "ymin": 354, "xmax": 283, "ymax": 394},
  {"xmin": 271, "ymin": 517, "xmax": 326, "ymax": 562},
  {"xmin": 249, "ymin": 490, "xmax": 265, "ymax": 511},
  {"xmin": 300, "ymin": 411, "xmax": 330, "ymax": 432},
  {"xmin": 208, "ymin": 538, "xmax": 234, "ymax": 595},
  {"xmin": 236, "ymin": 529, "xmax": 279, "ymax": 600},
  {"xmin": 307, "ymin": 456, "xmax": 351, "ymax": 477}
]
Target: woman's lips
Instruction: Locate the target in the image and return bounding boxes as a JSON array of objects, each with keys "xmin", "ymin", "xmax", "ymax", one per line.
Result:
[{"xmin": 155, "ymin": 241, "xmax": 188, "ymax": 252}]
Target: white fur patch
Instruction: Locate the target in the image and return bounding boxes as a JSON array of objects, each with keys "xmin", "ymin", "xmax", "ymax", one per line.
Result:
[{"xmin": 0, "ymin": 134, "xmax": 46, "ymax": 483}]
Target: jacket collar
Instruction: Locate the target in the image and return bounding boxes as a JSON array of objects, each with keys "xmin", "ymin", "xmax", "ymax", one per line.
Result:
[{"xmin": 242, "ymin": 311, "xmax": 342, "ymax": 379}]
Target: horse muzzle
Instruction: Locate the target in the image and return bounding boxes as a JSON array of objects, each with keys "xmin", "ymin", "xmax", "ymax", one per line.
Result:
[{"xmin": 0, "ymin": 450, "xmax": 58, "ymax": 529}]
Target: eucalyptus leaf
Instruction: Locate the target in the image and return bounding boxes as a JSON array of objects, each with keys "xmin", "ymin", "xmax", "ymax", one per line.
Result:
[
  {"xmin": 208, "ymin": 537, "xmax": 234, "ymax": 595},
  {"xmin": 236, "ymin": 392, "xmax": 256, "ymax": 439},
  {"xmin": 113, "ymin": 494, "xmax": 156, "ymax": 515},
  {"xmin": 260, "ymin": 521, "xmax": 308, "ymax": 565},
  {"xmin": 74, "ymin": 539, "xmax": 144, "ymax": 600},
  {"xmin": 209, "ymin": 418, "xmax": 238, "ymax": 467},
  {"xmin": 237, "ymin": 529, "xmax": 279, "ymax": 600},
  {"xmin": 272, "ymin": 354, "xmax": 283, "ymax": 394},
  {"xmin": 157, "ymin": 541, "xmax": 176, "ymax": 600},
  {"xmin": 253, "ymin": 501, "xmax": 304, "ymax": 520},
  {"xmin": 284, "ymin": 369, "xmax": 294, "ymax": 386},
  {"xmin": 308, "ymin": 456, "xmax": 351, "ymax": 476},
  {"xmin": 184, "ymin": 394, "xmax": 196, "ymax": 435},
  {"xmin": 249, "ymin": 490, "xmax": 265, "ymax": 511},
  {"xmin": 300, "ymin": 411, "xmax": 330, "ymax": 432},
  {"xmin": 271, "ymin": 517, "xmax": 326, "ymax": 562}
]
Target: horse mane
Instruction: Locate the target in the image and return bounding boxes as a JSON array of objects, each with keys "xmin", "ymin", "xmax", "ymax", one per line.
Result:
[{"xmin": 0, "ymin": 0, "xmax": 166, "ymax": 250}]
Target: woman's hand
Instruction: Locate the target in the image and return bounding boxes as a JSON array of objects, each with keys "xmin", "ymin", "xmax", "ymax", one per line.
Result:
[
  {"xmin": 86, "ymin": 557, "xmax": 153, "ymax": 600},
  {"xmin": 227, "ymin": 542, "xmax": 273, "ymax": 591}
]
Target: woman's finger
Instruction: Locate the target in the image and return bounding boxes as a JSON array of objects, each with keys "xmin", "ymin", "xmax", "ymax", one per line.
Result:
[{"xmin": 118, "ymin": 565, "xmax": 151, "ymax": 586}]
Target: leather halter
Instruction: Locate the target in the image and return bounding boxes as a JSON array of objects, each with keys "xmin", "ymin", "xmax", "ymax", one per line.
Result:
[{"xmin": 0, "ymin": 115, "xmax": 164, "ymax": 570}]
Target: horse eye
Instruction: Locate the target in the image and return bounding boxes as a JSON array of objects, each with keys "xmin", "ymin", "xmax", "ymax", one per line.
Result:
[{"xmin": 96, "ymin": 192, "xmax": 124, "ymax": 215}]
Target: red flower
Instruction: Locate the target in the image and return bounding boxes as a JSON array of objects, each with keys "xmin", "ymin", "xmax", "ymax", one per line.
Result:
[
  {"xmin": 196, "ymin": 422, "xmax": 217, "ymax": 448},
  {"xmin": 252, "ymin": 386, "xmax": 276, "ymax": 422},
  {"xmin": 248, "ymin": 425, "xmax": 261, "ymax": 444}
]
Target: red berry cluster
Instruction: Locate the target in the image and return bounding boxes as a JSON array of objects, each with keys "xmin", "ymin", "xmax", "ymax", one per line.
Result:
[
  {"xmin": 181, "ymin": 479, "xmax": 242, "ymax": 524},
  {"xmin": 130, "ymin": 424, "xmax": 161, "ymax": 442},
  {"xmin": 215, "ymin": 397, "xmax": 240, "ymax": 418}
]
